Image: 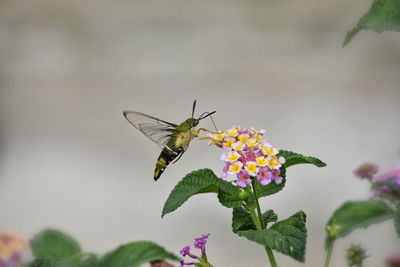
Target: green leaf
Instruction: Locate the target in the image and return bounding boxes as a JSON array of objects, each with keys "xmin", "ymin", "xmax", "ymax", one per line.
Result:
[
  {"xmin": 232, "ymin": 207, "xmax": 256, "ymax": 233},
  {"xmin": 77, "ymin": 255, "xmax": 99, "ymax": 267},
  {"xmin": 326, "ymin": 200, "xmax": 394, "ymax": 243},
  {"xmin": 100, "ymin": 241, "xmax": 178, "ymax": 267},
  {"xmin": 236, "ymin": 211, "xmax": 307, "ymax": 262},
  {"xmin": 278, "ymin": 150, "xmax": 326, "ymax": 168},
  {"xmin": 359, "ymin": 0, "xmax": 400, "ymax": 32},
  {"xmin": 30, "ymin": 229, "xmax": 81, "ymax": 261},
  {"xmin": 162, "ymin": 168, "xmax": 241, "ymax": 217},
  {"xmin": 217, "ymin": 188, "xmax": 243, "ymax": 208},
  {"xmin": 343, "ymin": 26, "xmax": 362, "ymax": 47},
  {"xmin": 232, "ymin": 208, "xmax": 277, "ymax": 233},
  {"xmin": 28, "ymin": 259, "xmax": 77, "ymax": 267},
  {"xmin": 344, "ymin": 0, "xmax": 400, "ymax": 46},
  {"xmin": 261, "ymin": 210, "xmax": 279, "ymax": 226},
  {"xmin": 394, "ymin": 201, "xmax": 400, "ymax": 238},
  {"xmin": 252, "ymin": 150, "xmax": 326, "ymax": 199},
  {"xmin": 254, "ymin": 167, "xmax": 286, "ymax": 198}
]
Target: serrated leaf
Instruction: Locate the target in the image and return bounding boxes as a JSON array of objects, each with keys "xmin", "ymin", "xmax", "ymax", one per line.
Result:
[
  {"xmin": 278, "ymin": 150, "xmax": 326, "ymax": 168},
  {"xmin": 100, "ymin": 241, "xmax": 178, "ymax": 267},
  {"xmin": 232, "ymin": 208, "xmax": 277, "ymax": 233},
  {"xmin": 359, "ymin": 0, "xmax": 400, "ymax": 32},
  {"xmin": 217, "ymin": 188, "xmax": 242, "ymax": 208},
  {"xmin": 236, "ymin": 211, "xmax": 307, "ymax": 262},
  {"xmin": 162, "ymin": 168, "xmax": 241, "ymax": 217},
  {"xmin": 254, "ymin": 167, "xmax": 286, "ymax": 198},
  {"xmin": 326, "ymin": 200, "xmax": 394, "ymax": 242},
  {"xmin": 30, "ymin": 229, "xmax": 81, "ymax": 261},
  {"xmin": 232, "ymin": 207, "xmax": 256, "ymax": 233},
  {"xmin": 28, "ymin": 259, "xmax": 77, "ymax": 267},
  {"xmin": 261, "ymin": 210, "xmax": 279, "ymax": 226},
  {"xmin": 394, "ymin": 201, "xmax": 400, "ymax": 238},
  {"xmin": 344, "ymin": 0, "xmax": 400, "ymax": 46}
]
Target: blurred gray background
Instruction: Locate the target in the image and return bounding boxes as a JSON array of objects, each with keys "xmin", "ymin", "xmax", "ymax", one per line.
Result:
[{"xmin": 1, "ymin": 0, "xmax": 400, "ymax": 266}]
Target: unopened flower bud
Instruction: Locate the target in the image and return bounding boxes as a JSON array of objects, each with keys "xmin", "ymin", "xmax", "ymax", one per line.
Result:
[
  {"xmin": 346, "ymin": 243, "xmax": 368, "ymax": 267},
  {"xmin": 238, "ymin": 191, "xmax": 248, "ymax": 200}
]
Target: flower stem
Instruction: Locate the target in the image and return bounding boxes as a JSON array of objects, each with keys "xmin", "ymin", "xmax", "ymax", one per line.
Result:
[
  {"xmin": 252, "ymin": 179, "xmax": 265, "ymax": 230},
  {"xmin": 324, "ymin": 239, "xmax": 335, "ymax": 267},
  {"xmin": 251, "ymin": 178, "xmax": 277, "ymax": 267},
  {"xmin": 265, "ymin": 247, "xmax": 277, "ymax": 267}
]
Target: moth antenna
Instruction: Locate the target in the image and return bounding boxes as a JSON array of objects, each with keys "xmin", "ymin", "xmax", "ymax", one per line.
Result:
[
  {"xmin": 192, "ymin": 100, "xmax": 197, "ymax": 117},
  {"xmin": 198, "ymin": 111, "xmax": 216, "ymax": 120},
  {"xmin": 198, "ymin": 112, "xmax": 207, "ymax": 120}
]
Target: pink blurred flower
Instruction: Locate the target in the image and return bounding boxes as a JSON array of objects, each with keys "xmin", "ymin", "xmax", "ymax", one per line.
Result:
[
  {"xmin": 151, "ymin": 261, "xmax": 176, "ymax": 267},
  {"xmin": 385, "ymin": 254, "xmax": 400, "ymax": 267},
  {"xmin": 0, "ymin": 231, "xmax": 28, "ymax": 267},
  {"xmin": 353, "ymin": 163, "xmax": 378, "ymax": 179},
  {"xmin": 374, "ymin": 167, "xmax": 400, "ymax": 183},
  {"xmin": 371, "ymin": 166, "xmax": 400, "ymax": 200}
]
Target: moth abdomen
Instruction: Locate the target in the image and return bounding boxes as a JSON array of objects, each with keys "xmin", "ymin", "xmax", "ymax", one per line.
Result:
[{"xmin": 154, "ymin": 145, "xmax": 183, "ymax": 180}]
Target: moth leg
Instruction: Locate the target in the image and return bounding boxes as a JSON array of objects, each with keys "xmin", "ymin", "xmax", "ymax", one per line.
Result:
[
  {"xmin": 197, "ymin": 128, "xmax": 219, "ymax": 134},
  {"xmin": 198, "ymin": 136, "xmax": 212, "ymax": 140}
]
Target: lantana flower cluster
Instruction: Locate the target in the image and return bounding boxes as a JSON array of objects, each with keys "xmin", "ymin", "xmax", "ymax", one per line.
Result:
[
  {"xmin": 0, "ymin": 231, "xmax": 28, "ymax": 267},
  {"xmin": 179, "ymin": 234, "xmax": 211, "ymax": 267},
  {"xmin": 373, "ymin": 167, "xmax": 400, "ymax": 200},
  {"xmin": 353, "ymin": 163, "xmax": 400, "ymax": 202},
  {"xmin": 209, "ymin": 126, "xmax": 285, "ymax": 188}
]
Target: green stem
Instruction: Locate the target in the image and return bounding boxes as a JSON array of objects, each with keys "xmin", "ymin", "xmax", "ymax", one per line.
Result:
[
  {"xmin": 324, "ymin": 239, "xmax": 335, "ymax": 267},
  {"xmin": 265, "ymin": 247, "xmax": 277, "ymax": 267},
  {"xmin": 251, "ymin": 178, "xmax": 277, "ymax": 267},
  {"xmin": 252, "ymin": 179, "xmax": 265, "ymax": 230},
  {"xmin": 249, "ymin": 208, "xmax": 262, "ymax": 230}
]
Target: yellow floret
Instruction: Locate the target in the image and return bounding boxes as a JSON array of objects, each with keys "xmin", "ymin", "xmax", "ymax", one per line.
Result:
[
  {"xmin": 224, "ymin": 139, "xmax": 235, "ymax": 149},
  {"xmin": 226, "ymin": 128, "xmax": 238, "ymax": 136},
  {"xmin": 246, "ymin": 163, "xmax": 258, "ymax": 174},
  {"xmin": 254, "ymin": 135, "xmax": 263, "ymax": 142},
  {"xmin": 227, "ymin": 152, "xmax": 240, "ymax": 163},
  {"xmin": 246, "ymin": 139, "xmax": 258, "ymax": 148},
  {"xmin": 264, "ymin": 148, "xmax": 277, "ymax": 156},
  {"xmin": 214, "ymin": 133, "xmax": 226, "ymax": 141},
  {"xmin": 238, "ymin": 134, "xmax": 250, "ymax": 144},
  {"xmin": 0, "ymin": 247, "xmax": 10, "ymax": 257},
  {"xmin": 268, "ymin": 159, "xmax": 277, "ymax": 169},
  {"xmin": 256, "ymin": 156, "xmax": 267, "ymax": 166},
  {"xmin": 230, "ymin": 163, "xmax": 242, "ymax": 174},
  {"xmin": 232, "ymin": 143, "xmax": 245, "ymax": 151}
]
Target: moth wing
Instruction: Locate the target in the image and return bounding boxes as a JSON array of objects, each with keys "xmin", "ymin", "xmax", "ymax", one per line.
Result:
[{"xmin": 123, "ymin": 111, "xmax": 177, "ymax": 149}]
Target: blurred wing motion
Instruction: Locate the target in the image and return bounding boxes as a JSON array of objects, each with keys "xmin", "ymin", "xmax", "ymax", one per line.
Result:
[{"xmin": 123, "ymin": 111, "xmax": 177, "ymax": 149}]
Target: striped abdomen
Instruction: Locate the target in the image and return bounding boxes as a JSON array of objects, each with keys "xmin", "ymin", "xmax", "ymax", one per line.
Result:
[{"xmin": 154, "ymin": 144, "xmax": 183, "ymax": 180}]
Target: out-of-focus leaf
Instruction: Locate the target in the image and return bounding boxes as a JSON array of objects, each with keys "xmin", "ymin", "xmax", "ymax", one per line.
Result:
[
  {"xmin": 100, "ymin": 241, "xmax": 178, "ymax": 267},
  {"xmin": 30, "ymin": 229, "xmax": 81, "ymax": 261},
  {"xmin": 344, "ymin": 0, "xmax": 400, "ymax": 46},
  {"xmin": 325, "ymin": 200, "xmax": 394, "ymax": 246},
  {"xmin": 394, "ymin": 201, "xmax": 400, "ymax": 238}
]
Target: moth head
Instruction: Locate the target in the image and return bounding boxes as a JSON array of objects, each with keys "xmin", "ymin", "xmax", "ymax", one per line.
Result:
[
  {"xmin": 187, "ymin": 117, "xmax": 200, "ymax": 127},
  {"xmin": 191, "ymin": 99, "xmax": 216, "ymax": 126}
]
